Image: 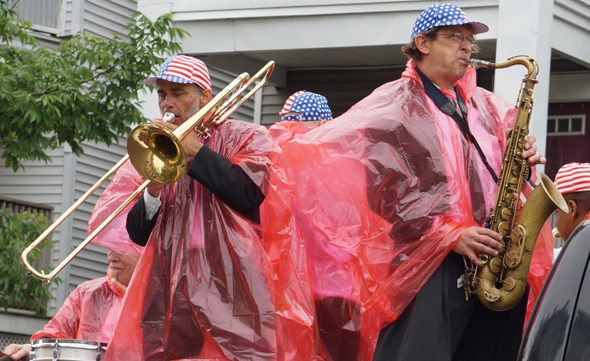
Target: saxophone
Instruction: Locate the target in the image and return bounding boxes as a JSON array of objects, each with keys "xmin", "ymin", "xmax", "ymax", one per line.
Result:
[{"xmin": 463, "ymin": 56, "xmax": 568, "ymax": 311}]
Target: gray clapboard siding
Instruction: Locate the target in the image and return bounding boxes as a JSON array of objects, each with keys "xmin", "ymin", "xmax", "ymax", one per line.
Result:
[
  {"xmin": 209, "ymin": 67, "xmax": 256, "ymax": 123},
  {"xmin": 260, "ymin": 85, "xmax": 287, "ymax": 127},
  {"xmin": 83, "ymin": 0, "xmax": 137, "ymax": 40},
  {"xmin": 63, "ymin": 139, "xmax": 128, "ymax": 297}
]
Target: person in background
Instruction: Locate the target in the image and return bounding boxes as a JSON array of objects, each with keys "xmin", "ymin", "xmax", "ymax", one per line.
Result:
[
  {"xmin": 553, "ymin": 162, "xmax": 590, "ymax": 260},
  {"xmin": 266, "ymin": 91, "xmax": 361, "ymax": 360},
  {"xmin": 269, "ymin": 90, "xmax": 333, "ymax": 148},
  {"xmin": 262, "ymin": 3, "xmax": 550, "ymax": 361},
  {"xmin": 3, "ymin": 249, "xmax": 140, "ymax": 360}
]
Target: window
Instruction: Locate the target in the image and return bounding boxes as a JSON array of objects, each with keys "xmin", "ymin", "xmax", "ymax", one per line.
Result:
[
  {"xmin": 15, "ymin": 0, "xmax": 59, "ymax": 34},
  {"xmin": 547, "ymin": 115, "xmax": 586, "ymax": 136}
]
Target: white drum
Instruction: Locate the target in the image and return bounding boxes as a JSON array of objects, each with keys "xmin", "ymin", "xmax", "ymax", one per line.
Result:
[{"xmin": 30, "ymin": 339, "xmax": 107, "ymax": 361}]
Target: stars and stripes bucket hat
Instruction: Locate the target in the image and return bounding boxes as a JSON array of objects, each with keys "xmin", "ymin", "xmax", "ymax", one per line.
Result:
[
  {"xmin": 279, "ymin": 91, "xmax": 333, "ymax": 121},
  {"xmin": 143, "ymin": 55, "xmax": 212, "ymax": 91},
  {"xmin": 411, "ymin": 3, "xmax": 489, "ymax": 39},
  {"xmin": 555, "ymin": 163, "xmax": 590, "ymax": 194}
]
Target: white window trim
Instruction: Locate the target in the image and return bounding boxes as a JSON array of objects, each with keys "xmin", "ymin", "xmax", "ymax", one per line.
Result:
[{"xmin": 547, "ymin": 114, "xmax": 586, "ymax": 136}]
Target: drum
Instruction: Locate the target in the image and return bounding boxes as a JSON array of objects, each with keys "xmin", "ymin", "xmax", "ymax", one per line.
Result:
[{"xmin": 30, "ymin": 339, "xmax": 107, "ymax": 361}]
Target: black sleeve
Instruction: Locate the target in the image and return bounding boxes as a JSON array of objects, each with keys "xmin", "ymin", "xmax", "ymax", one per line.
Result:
[
  {"xmin": 187, "ymin": 145, "xmax": 265, "ymax": 223},
  {"xmin": 126, "ymin": 195, "xmax": 159, "ymax": 246}
]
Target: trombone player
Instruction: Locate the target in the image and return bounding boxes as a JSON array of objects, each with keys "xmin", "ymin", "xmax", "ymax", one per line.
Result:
[{"xmin": 89, "ymin": 55, "xmax": 282, "ymax": 360}]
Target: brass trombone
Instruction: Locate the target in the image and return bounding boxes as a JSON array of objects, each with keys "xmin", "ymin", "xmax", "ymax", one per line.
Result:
[{"xmin": 21, "ymin": 60, "xmax": 276, "ymax": 281}]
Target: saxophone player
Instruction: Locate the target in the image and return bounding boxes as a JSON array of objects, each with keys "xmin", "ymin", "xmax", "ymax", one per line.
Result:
[{"xmin": 262, "ymin": 3, "xmax": 549, "ymax": 361}]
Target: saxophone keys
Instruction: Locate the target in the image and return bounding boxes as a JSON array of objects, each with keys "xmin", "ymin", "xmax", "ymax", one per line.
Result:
[
  {"xmin": 503, "ymin": 193, "xmax": 515, "ymax": 205},
  {"xmin": 502, "ymin": 277, "xmax": 517, "ymax": 291},
  {"xmin": 497, "ymin": 221, "xmax": 510, "ymax": 236},
  {"xmin": 483, "ymin": 288, "xmax": 501, "ymax": 303},
  {"xmin": 489, "ymin": 257, "xmax": 504, "ymax": 274},
  {"xmin": 501, "ymin": 207, "xmax": 513, "ymax": 220},
  {"xmin": 508, "ymin": 177, "xmax": 519, "ymax": 189},
  {"xmin": 510, "ymin": 224, "xmax": 526, "ymax": 243},
  {"xmin": 499, "ymin": 238, "xmax": 507, "ymax": 253},
  {"xmin": 504, "ymin": 250, "xmax": 520, "ymax": 268}
]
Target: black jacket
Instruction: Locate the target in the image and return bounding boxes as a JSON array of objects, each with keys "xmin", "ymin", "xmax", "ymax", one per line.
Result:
[{"xmin": 126, "ymin": 145, "xmax": 265, "ymax": 246}]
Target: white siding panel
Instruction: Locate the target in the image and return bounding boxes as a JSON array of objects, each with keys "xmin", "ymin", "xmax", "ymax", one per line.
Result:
[
  {"xmin": 0, "ymin": 150, "xmax": 66, "ymax": 209},
  {"xmin": 61, "ymin": 0, "xmax": 74, "ymax": 35},
  {"xmin": 83, "ymin": 0, "xmax": 137, "ymax": 39}
]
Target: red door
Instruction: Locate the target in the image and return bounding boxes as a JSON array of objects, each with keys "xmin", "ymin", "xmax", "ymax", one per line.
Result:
[{"xmin": 545, "ymin": 102, "xmax": 590, "ymax": 181}]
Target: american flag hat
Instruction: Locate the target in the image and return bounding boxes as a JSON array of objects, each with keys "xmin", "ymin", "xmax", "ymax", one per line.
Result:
[
  {"xmin": 555, "ymin": 162, "xmax": 590, "ymax": 194},
  {"xmin": 279, "ymin": 91, "xmax": 333, "ymax": 121},
  {"xmin": 143, "ymin": 55, "xmax": 211, "ymax": 91},
  {"xmin": 411, "ymin": 3, "xmax": 489, "ymax": 39}
]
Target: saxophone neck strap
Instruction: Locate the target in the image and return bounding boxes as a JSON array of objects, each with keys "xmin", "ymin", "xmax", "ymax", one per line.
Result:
[{"xmin": 415, "ymin": 66, "xmax": 498, "ymax": 183}]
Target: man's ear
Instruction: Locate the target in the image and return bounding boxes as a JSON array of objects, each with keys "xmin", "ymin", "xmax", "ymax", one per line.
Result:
[
  {"xmin": 415, "ymin": 34, "xmax": 431, "ymax": 55},
  {"xmin": 200, "ymin": 89, "xmax": 212, "ymax": 107},
  {"xmin": 568, "ymin": 199, "xmax": 579, "ymax": 220}
]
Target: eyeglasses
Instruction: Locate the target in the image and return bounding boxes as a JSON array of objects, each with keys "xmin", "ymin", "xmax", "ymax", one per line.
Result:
[
  {"xmin": 437, "ymin": 32, "xmax": 477, "ymax": 46},
  {"xmin": 281, "ymin": 112, "xmax": 303, "ymax": 121}
]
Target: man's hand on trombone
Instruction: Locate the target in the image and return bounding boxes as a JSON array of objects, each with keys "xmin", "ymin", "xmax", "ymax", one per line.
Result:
[{"xmin": 145, "ymin": 118, "xmax": 204, "ymax": 198}]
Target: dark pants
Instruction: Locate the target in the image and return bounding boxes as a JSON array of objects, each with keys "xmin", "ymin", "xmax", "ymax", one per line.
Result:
[
  {"xmin": 372, "ymin": 253, "xmax": 527, "ymax": 361},
  {"xmin": 315, "ymin": 296, "xmax": 362, "ymax": 361}
]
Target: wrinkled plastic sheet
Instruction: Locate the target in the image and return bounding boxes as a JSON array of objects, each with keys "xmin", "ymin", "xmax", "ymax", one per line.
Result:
[
  {"xmin": 31, "ymin": 276, "xmax": 123, "ymax": 343},
  {"xmin": 90, "ymin": 119, "xmax": 317, "ymax": 360},
  {"xmin": 261, "ymin": 61, "xmax": 554, "ymax": 360}
]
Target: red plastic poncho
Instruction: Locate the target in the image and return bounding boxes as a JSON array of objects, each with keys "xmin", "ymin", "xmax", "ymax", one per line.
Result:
[
  {"xmin": 265, "ymin": 120, "xmax": 361, "ymax": 361},
  {"xmin": 262, "ymin": 60, "xmax": 554, "ymax": 360},
  {"xmin": 268, "ymin": 121, "xmax": 314, "ymax": 149},
  {"xmin": 35, "ymin": 205, "xmax": 141, "ymax": 344},
  {"xmin": 91, "ymin": 118, "xmax": 317, "ymax": 360},
  {"xmin": 31, "ymin": 274, "xmax": 124, "ymax": 343}
]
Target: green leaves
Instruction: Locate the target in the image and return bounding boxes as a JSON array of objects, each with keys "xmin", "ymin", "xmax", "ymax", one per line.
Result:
[
  {"xmin": 0, "ymin": 1, "xmax": 188, "ymax": 170},
  {"xmin": 0, "ymin": 209, "xmax": 61, "ymax": 314}
]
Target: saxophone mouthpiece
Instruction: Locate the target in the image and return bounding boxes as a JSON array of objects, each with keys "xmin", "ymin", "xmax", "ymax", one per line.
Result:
[{"xmin": 465, "ymin": 58, "xmax": 494, "ymax": 69}]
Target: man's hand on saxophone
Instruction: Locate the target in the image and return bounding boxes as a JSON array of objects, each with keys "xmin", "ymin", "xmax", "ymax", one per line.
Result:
[
  {"xmin": 522, "ymin": 134, "xmax": 547, "ymax": 167},
  {"xmin": 453, "ymin": 227, "xmax": 503, "ymax": 267},
  {"xmin": 505, "ymin": 129, "xmax": 547, "ymax": 168}
]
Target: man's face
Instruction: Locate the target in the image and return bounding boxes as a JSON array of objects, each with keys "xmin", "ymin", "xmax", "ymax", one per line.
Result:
[
  {"xmin": 107, "ymin": 251, "xmax": 140, "ymax": 287},
  {"xmin": 156, "ymin": 80, "xmax": 202, "ymax": 126},
  {"xmin": 420, "ymin": 25, "xmax": 475, "ymax": 86}
]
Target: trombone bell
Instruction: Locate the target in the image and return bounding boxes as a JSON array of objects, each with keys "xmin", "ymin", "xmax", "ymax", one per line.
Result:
[{"xmin": 127, "ymin": 123, "xmax": 187, "ymax": 185}]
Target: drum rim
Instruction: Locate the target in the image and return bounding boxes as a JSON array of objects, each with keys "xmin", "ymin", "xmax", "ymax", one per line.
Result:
[{"xmin": 31, "ymin": 338, "xmax": 108, "ymax": 347}]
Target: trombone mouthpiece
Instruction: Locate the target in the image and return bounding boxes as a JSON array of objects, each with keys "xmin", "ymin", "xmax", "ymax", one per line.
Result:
[
  {"xmin": 465, "ymin": 58, "xmax": 493, "ymax": 69},
  {"xmin": 162, "ymin": 112, "xmax": 175, "ymax": 123}
]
